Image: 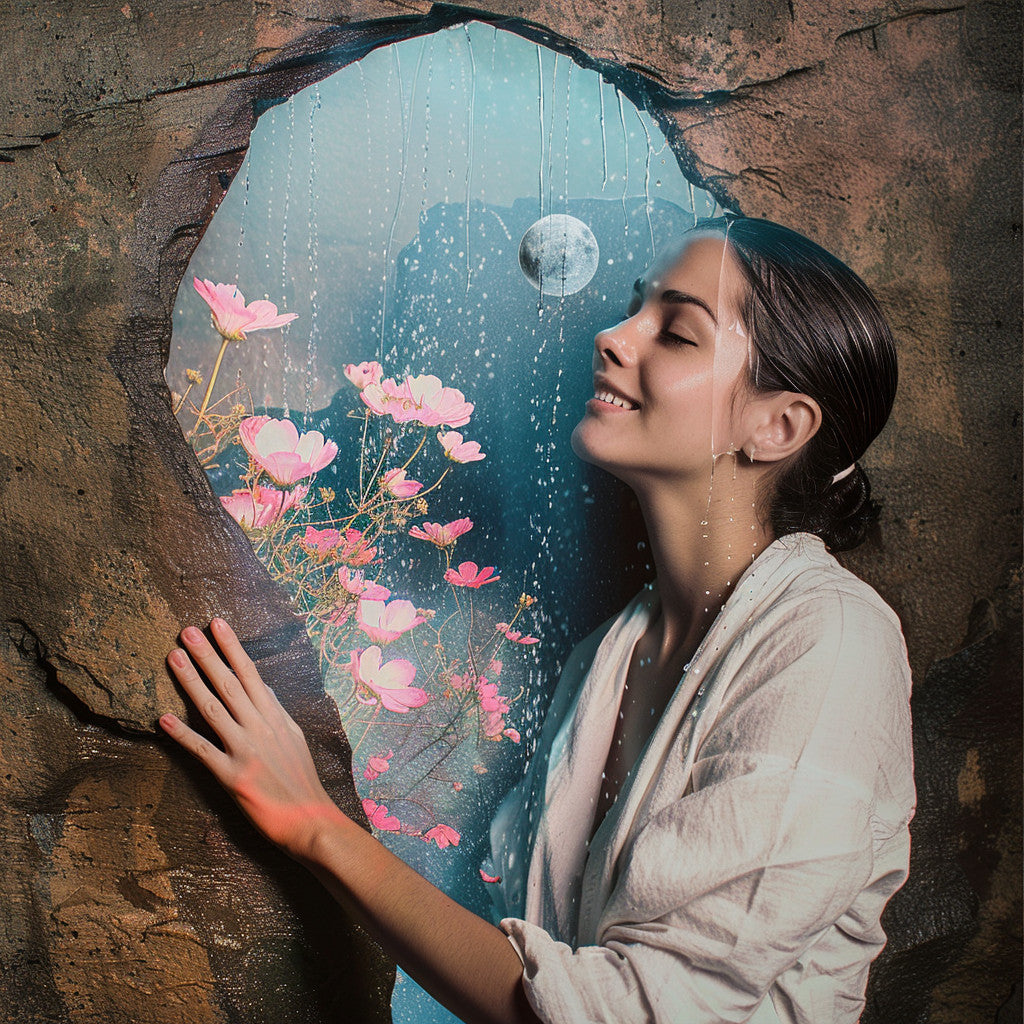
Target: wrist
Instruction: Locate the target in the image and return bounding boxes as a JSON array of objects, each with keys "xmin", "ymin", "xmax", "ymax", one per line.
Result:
[{"xmin": 288, "ymin": 800, "xmax": 356, "ymax": 866}]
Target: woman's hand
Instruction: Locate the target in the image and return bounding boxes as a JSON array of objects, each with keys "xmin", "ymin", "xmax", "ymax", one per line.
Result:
[
  {"xmin": 159, "ymin": 617, "xmax": 346, "ymax": 860},
  {"xmin": 161, "ymin": 619, "xmax": 539, "ymax": 1024}
]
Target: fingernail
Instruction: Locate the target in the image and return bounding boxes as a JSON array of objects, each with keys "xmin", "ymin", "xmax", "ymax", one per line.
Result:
[
  {"xmin": 211, "ymin": 617, "xmax": 225, "ymax": 630},
  {"xmin": 168, "ymin": 649, "xmax": 187, "ymax": 668},
  {"xmin": 183, "ymin": 626, "xmax": 203, "ymax": 643}
]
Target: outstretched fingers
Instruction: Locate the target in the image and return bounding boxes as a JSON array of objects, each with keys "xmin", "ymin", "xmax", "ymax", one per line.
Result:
[
  {"xmin": 161, "ymin": 648, "xmax": 238, "ymax": 779},
  {"xmin": 179, "ymin": 623, "xmax": 264, "ymax": 728},
  {"xmin": 159, "ymin": 709, "xmax": 234, "ymax": 780},
  {"xmin": 207, "ymin": 617, "xmax": 284, "ymax": 719}
]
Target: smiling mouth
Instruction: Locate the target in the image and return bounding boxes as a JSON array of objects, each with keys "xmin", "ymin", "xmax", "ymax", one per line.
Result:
[{"xmin": 593, "ymin": 389, "xmax": 640, "ymax": 411}]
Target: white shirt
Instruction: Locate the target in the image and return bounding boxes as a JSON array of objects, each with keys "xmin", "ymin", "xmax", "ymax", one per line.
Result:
[{"xmin": 487, "ymin": 533, "xmax": 915, "ymax": 1024}]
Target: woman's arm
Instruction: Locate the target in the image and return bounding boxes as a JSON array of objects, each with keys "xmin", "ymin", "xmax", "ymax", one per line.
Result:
[{"xmin": 159, "ymin": 618, "xmax": 540, "ymax": 1024}]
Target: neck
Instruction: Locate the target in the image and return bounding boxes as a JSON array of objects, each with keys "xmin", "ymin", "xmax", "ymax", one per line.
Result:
[{"xmin": 634, "ymin": 454, "xmax": 774, "ymax": 662}]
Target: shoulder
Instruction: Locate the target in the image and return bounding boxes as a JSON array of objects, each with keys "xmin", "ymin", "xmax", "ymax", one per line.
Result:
[
  {"xmin": 741, "ymin": 532, "xmax": 908, "ymax": 677},
  {"xmin": 701, "ymin": 535, "xmax": 913, "ymax": 766}
]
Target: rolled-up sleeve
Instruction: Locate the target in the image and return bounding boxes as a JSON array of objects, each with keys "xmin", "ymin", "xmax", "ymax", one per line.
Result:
[{"xmin": 499, "ymin": 592, "xmax": 914, "ymax": 1024}]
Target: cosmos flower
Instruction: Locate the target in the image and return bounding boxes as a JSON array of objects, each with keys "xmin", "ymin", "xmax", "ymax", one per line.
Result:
[
  {"xmin": 502, "ymin": 629, "xmax": 540, "ymax": 646},
  {"xmin": 408, "ymin": 517, "xmax": 474, "ymax": 548},
  {"xmin": 193, "ymin": 278, "xmax": 298, "ymax": 341},
  {"xmin": 344, "ymin": 361, "xmax": 383, "ymax": 389},
  {"xmin": 446, "ymin": 671, "xmax": 481, "ymax": 692},
  {"xmin": 337, "ymin": 567, "xmax": 391, "ymax": 602},
  {"xmin": 356, "ymin": 598, "xmax": 426, "ymax": 644},
  {"xmin": 339, "ymin": 528, "xmax": 378, "ymax": 567},
  {"xmin": 444, "ymin": 561, "xmax": 500, "ymax": 589},
  {"xmin": 239, "ymin": 416, "xmax": 338, "ymax": 487},
  {"xmin": 360, "ymin": 374, "xmax": 474, "ymax": 428},
  {"xmin": 404, "ymin": 375, "xmax": 474, "ymax": 428},
  {"xmin": 360, "ymin": 377, "xmax": 413, "ymax": 419},
  {"xmin": 437, "ymin": 430, "xmax": 485, "ymax": 463},
  {"xmin": 361, "ymin": 798, "xmax": 401, "ymax": 832},
  {"xmin": 363, "ymin": 749, "xmax": 395, "ymax": 781},
  {"xmin": 300, "ymin": 525, "xmax": 343, "ymax": 556},
  {"xmin": 348, "ymin": 646, "xmax": 428, "ymax": 713},
  {"xmin": 423, "ymin": 823, "xmax": 460, "ymax": 849},
  {"xmin": 220, "ymin": 484, "xmax": 308, "ymax": 528},
  {"xmin": 477, "ymin": 680, "xmax": 511, "ymax": 738},
  {"xmin": 381, "ymin": 468, "xmax": 423, "ymax": 498}
]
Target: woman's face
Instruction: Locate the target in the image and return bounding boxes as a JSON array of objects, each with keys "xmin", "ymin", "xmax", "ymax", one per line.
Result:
[{"xmin": 571, "ymin": 233, "xmax": 754, "ymax": 486}]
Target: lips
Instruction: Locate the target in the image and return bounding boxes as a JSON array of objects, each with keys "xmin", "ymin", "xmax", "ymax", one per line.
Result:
[{"xmin": 592, "ymin": 377, "xmax": 640, "ymax": 410}]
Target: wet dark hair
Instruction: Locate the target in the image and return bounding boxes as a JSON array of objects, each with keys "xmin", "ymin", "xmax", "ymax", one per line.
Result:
[{"xmin": 700, "ymin": 215, "xmax": 898, "ymax": 552}]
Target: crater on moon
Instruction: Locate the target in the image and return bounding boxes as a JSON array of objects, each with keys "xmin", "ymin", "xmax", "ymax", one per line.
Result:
[{"xmin": 518, "ymin": 214, "xmax": 600, "ymax": 296}]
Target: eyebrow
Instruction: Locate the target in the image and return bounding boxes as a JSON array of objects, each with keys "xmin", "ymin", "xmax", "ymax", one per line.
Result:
[{"xmin": 632, "ymin": 278, "xmax": 719, "ymax": 326}]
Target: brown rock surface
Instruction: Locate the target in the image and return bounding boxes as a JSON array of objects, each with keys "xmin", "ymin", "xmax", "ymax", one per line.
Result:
[{"xmin": 1, "ymin": 1, "xmax": 1019, "ymax": 1021}]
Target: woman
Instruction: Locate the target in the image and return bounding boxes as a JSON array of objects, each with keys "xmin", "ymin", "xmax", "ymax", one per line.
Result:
[{"xmin": 160, "ymin": 217, "xmax": 915, "ymax": 1024}]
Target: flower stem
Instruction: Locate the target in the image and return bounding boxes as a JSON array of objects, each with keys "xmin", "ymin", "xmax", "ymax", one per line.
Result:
[{"xmin": 190, "ymin": 337, "xmax": 231, "ymax": 437}]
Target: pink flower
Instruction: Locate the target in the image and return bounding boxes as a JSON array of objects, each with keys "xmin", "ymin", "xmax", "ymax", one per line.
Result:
[
  {"xmin": 423, "ymin": 823, "xmax": 460, "ymax": 849},
  {"xmin": 356, "ymin": 598, "xmax": 426, "ymax": 644},
  {"xmin": 408, "ymin": 517, "xmax": 474, "ymax": 548},
  {"xmin": 326, "ymin": 569, "xmax": 389, "ymax": 627},
  {"xmin": 300, "ymin": 525, "xmax": 342, "ymax": 556},
  {"xmin": 487, "ymin": 659, "xmax": 503, "ymax": 676},
  {"xmin": 404, "ymin": 375, "xmax": 474, "ymax": 428},
  {"xmin": 437, "ymin": 430, "xmax": 485, "ymax": 463},
  {"xmin": 339, "ymin": 528, "xmax": 378, "ymax": 567},
  {"xmin": 239, "ymin": 416, "xmax": 338, "ymax": 487},
  {"xmin": 502, "ymin": 629, "xmax": 540, "ymax": 646},
  {"xmin": 363, "ymin": 749, "xmax": 395, "ymax": 781},
  {"xmin": 447, "ymin": 671, "xmax": 479, "ymax": 692},
  {"xmin": 337, "ymin": 567, "xmax": 390, "ymax": 601},
  {"xmin": 479, "ymin": 869, "xmax": 501, "ymax": 883},
  {"xmin": 220, "ymin": 484, "xmax": 308, "ymax": 528},
  {"xmin": 477, "ymin": 680, "xmax": 511, "ymax": 738},
  {"xmin": 381, "ymin": 468, "xmax": 423, "ymax": 498},
  {"xmin": 361, "ymin": 798, "xmax": 401, "ymax": 832},
  {"xmin": 193, "ymin": 278, "xmax": 298, "ymax": 341},
  {"xmin": 360, "ymin": 377, "xmax": 413, "ymax": 419},
  {"xmin": 344, "ymin": 361, "xmax": 383, "ymax": 389},
  {"xmin": 502, "ymin": 728, "xmax": 521, "ymax": 744},
  {"xmin": 348, "ymin": 646, "xmax": 428, "ymax": 713},
  {"xmin": 360, "ymin": 375, "xmax": 474, "ymax": 428},
  {"xmin": 444, "ymin": 561, "xmax": 500, "ymax": 589},
  {"xmin": 452, "ymin": 781, "xmax": 463, "ymax": 792}
]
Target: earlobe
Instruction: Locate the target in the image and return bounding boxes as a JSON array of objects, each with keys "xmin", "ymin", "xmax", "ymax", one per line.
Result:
[{"xmin": 745, "ymin": 393, "xmax": 822, "ymax": 463}]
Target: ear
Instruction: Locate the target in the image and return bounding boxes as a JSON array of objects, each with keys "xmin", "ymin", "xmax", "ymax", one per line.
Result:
[{"xmin": 742, "ymin": 392, "xmax": 822, "ymax": 463}]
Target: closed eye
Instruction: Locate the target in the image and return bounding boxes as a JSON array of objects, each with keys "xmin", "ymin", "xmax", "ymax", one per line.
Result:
[{"xmin": 662, "ymin": 331, "xmax": 697, "ymax": 347}]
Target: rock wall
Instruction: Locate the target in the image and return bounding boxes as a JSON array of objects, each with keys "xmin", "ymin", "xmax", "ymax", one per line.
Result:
[{"xmin": 0, "ymin": 1, "xmax": 1019, "ymax": 1021}]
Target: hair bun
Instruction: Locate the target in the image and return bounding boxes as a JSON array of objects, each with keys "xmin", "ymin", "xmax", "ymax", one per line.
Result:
[{"xmin": 778, "ymin": 464, "xmax": 880, "ymax": 552}]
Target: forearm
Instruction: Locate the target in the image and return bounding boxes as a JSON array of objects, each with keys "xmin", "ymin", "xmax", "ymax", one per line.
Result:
[
  {"xmin": 296, "ymin": 811, "xmax": 539, "ymax": 1024},
  {"xmin": 162, "ymin": 619, "xmax": 539, "ymax": 1024}
]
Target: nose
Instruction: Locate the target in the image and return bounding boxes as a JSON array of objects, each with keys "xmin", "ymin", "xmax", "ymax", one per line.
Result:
[{"xmin": 594, "ymin": 317, "xmax": 639, "ymax": 368}]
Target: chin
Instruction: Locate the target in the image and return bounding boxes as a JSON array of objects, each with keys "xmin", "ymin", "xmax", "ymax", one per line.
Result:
[
  {"xmin": 570, "ymin": 419, "xmax": 605, "ymax": 468},
  {"xmin": 570, "ymin": 420, "xmax": 636, "ymax": 483}
]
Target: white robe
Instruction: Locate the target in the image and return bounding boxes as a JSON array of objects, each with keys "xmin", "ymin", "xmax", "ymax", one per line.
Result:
[{"xmin": 486, "ymin": 533, "xmax": 915, "ymax": 1024}]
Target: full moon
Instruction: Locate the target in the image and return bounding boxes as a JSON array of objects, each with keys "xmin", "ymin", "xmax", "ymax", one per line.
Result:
[{"xmin": 518, "ymin": 214, "xmax": 600, "ymax": 296}]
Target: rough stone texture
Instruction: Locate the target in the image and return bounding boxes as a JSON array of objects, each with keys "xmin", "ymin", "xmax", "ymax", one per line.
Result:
[{"xmin": 0, "ymin": 1, "xmax": 1019, "ymax": 1021}]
